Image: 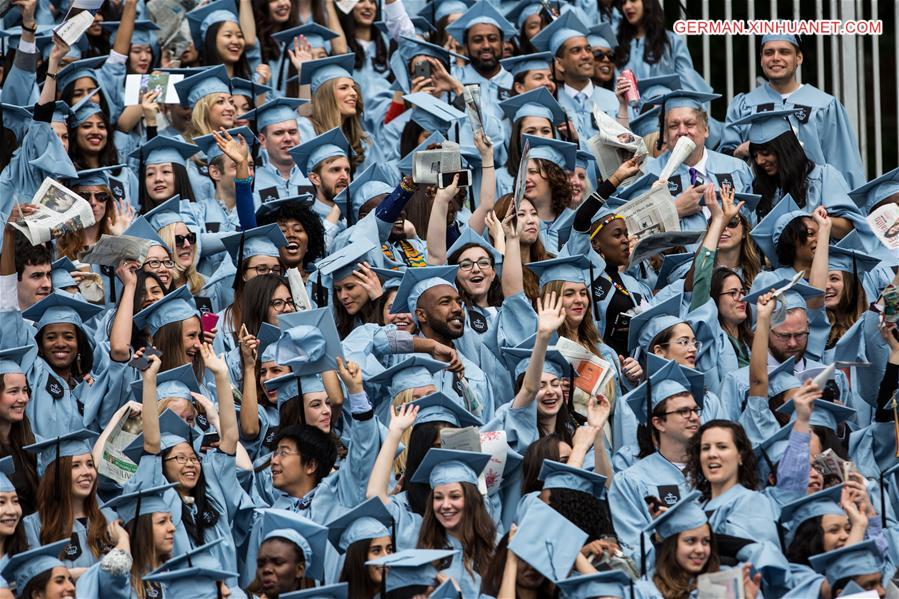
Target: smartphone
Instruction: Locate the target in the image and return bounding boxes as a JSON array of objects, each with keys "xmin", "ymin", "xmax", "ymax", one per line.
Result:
[
  {"xmin": 128, "ymin": 346, "xmax": 162, "ymax": 371},
  {"xmin": 438, "ymin": 169, "xmax": 472, "ymax": 189},
  {"xmin": 644, "ymin": 495, "xmax": 662, "ymax": 512},
  {"xmin": 412, "ymin": 60, "xmax": 431, "ymax": 81},
  {"xmin": 201, "ymin": 312, "xmax": 220, "ymax": 334},
  {"xmin": 203, "ymin": 431, "xmax": 220, "ymax": 446}
]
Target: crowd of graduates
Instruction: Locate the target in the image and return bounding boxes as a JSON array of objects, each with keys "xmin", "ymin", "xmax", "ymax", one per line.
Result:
[{"xmin": 0, "ymin": 0, "xmax": 895, "ymax": 596}]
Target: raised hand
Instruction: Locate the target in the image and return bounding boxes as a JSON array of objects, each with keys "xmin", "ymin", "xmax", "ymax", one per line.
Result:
[
  {"xmin": 586, "ymin": 394, "xmax": 612, "ymax": 429},
  {"xmin": 755, "ymin": 290, "xmax": 777, "ymax": 322},
  {"xmin": 237, "ymin": 324, "xmax": 258, "ymax": 366},
  {"xmin": 812, "ymin": 206, "xmax": 831, "ymax": 236},
  {"xmin": 287, "ymin": 35, "xmax": 314, "ymax": 70},
  {"xmin": 536, "ymin": 291, "xmax": 566, "ymax": 335},
  {"xmin": 430, "ymin": 342, "xmax": 464, "ymax": 374},
  {"xmin": 140, "ymin": 89, "xmax": 161, "ymax": 123},
  {"xmin": 619, "ymin": 355, "xmax": 642, "ymax": 382},
  {"xmin": 389, "ymin": 402, "xmax": 419, "ymax": 433},
  {"xmin": 572, "ymin": 424, "xmax": 599, "ymax": 451},
  {"xmin": 336, "ymin": 356, "xmax": 363, "ymax": 393},
  {"xmin": 211, "ymin": 128, "xmax": 249, "ymax": 166},
  {"xmin": 115, "ymin": 259, "xmax": 139, "ymax": 287},
  {"xmin": 200, "ymin": 342, "xmax": 228, "ymax": 376},
  {"xmin": 720, "ymin": 182, "xmax": 743, "ymax": 222},
  {"xmin": 352, "ymin": 262, "xmax": 383, "ymax": 301},
  {"xmin": 108, "ymin": 198, "xmax": 135, "ymax": 236}
]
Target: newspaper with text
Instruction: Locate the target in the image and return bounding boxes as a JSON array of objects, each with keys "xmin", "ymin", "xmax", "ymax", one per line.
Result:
[
  {"xmin": 587, "ymin": 108, "xmax": 648, "ymax": 180},
  {"xmin": 615, "ymin": 183, "xmax": 680, "ymax": 241},
  {"xmin": 12, "ymin": 178, "xmax": 96, "ymax": 246},
  {"xmin": 867, "ymin": 203, "xmax": 899, "ymax": 251},
  {"xmin": 99, "ymin": 411, "xmax": 142, "ymax": 485},
  {"xmin": 554, "ymin": 337, "xmax": 614, "ymax": 416}
]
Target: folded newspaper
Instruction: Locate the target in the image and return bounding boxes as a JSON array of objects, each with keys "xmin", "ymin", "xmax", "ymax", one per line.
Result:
[
  {"xmin": 813, "ymin": 448, "xmax": 854, "ymax": 482},
  {"xmin": 12, "ymin": 178, "xmax": 96, "ymax": 246},
  {"xmin": 866, "ymin": 202, "xmax": 899, "ymax": 251},
  {"xmin": 80, "ymin": 234, "xmax": 154, "ymax": 267},
  {"xmin": 412, "ymin": 142, "xmax": 462, "ymax": 185},
  {"xmin": 615, "ymin": 184, "xmax": 680, "ymax": 240},
  {"xmin": 287, "ymin": 267, "xmax": 313, "ymax": 311},
  {"xmin": 99, "ymin": 411, "xmax": 142, "ymax": 485},
  {"xmin": 587, "ymin": 108, "xmax": 648, "ymax": 180},
  {"xmin": 147, "ymin": 0, "xmax": 198, "ymax": 60},
  {"xmin": 53, "ymin": 0, "xmax": 103, "ymax": 46},
  {"xmin": 463, "ymin": 85, "xmax": 485, "ymax": 140},
  {"xmin": 554, "ymin": 337, "xmax": 614, "ymax": 416},
  {"xmin": 697, "ymin": 569, "xmax": 744, "ymax": 599},
  {"xmin": 628, "ymin": 230, "xmax": 705, "ymax": 267},
  {"xmin": 658, "ymin": 136, "xmax": 697, "ymax": 182}
]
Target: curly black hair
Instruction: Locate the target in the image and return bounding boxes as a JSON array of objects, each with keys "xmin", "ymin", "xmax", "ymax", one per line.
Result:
[
  {"xmin": 257, "ymin": 201, "xmax": 327, "ymax": 271},
  {"xmin": 547, "ymin": 487, "xmax": 616, "ymax": 543}
]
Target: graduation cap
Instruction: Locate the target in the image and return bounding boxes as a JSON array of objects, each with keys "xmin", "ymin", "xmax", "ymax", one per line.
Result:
[
  {"xmin": 263, "ymin": 322, "xmax": 326, "ymax": 371},
  {"xmin": 576, "ymin": 150, "xmax": 595, "ymax": 172},
  {"xmin": 397, "ymin": 35, "xmax": 468, "ymax": 68},
  {"xmin": 101, "ymin": 477, "xmax": 179, "ymax": 525},
  {"xmin": 128, "ymin": 135, "xmax": 199, "ymax": 167},
  {"xmin": 123, "ymin": 408, "xmax": 204, "ymax": 464},
  {"xmin": 315, "ymin": 238, "xmax": 378, "ymax": 282},
  {"xmin": 264, "ymin": 371, "xmax": 327, "ymax": 410},
  {"xmin": 446, "ymin": 0, "xmax": 517, "ymax": 42},
  {"xmin": 0, "ymin": 342, "xmax": 29, "ymax": 379},
  {"xmin": 403, "ymin": 92, "xmax": 466, "ymax": 134},
  {"xmin": 145, "ymin": 196, "xmax": 188, "ymax": 230},
  {"xmin": 131, "ymin": 363, "xmax": 201, "ymax": 404},
  {"xmin": 626, "ymin": 294, "xmax": 683, "ymax": 354},
  {"xmin": 56, "ymin": 55, "xmax": 107, "ymax": 93},
  {"xmin": 70, "ymin": 88, "xmax": 103, "ymax": 127},
  {"xmin": 828, "ymin": 242, "xmax": 881, "ymax": 276},
  {"xmin": 187, "ymin": 0, "xmax": 240, "ymax": 49},
  {"xmin": 49, "ymin": 256, "xmax": 79, "ymax": 291},
  {"xmin": 332, "ymin": 163, "xmax": 394, "ymax": 220},
  {"xmin": 429, "ymin": 579, "xmax": 461, "ymax": 599},
  {"xmin": 144, "ymin": 537, "xmax": 238, "ymax": 596},
  {"xmin": 237, "ymin": 97, "xmax": 306, "ymax": 131},
  {"xmin": 499, "ymin": 51, "xmax": 554, "ymax": 77},
  {"xmin": 776, "ymin": 397, "xmax": 856, "ymax": 433},
  {"xmin": 531, "ymin": 11, "xmax": 589, "ymax": 56},
  {"xmin": 277, "ymin": 308, "xmax": 343, "ymax": 372},
  {"xmin": 555, "ymin": 569, "xmax": 632, "ymax": 599},
  {"xmin": 366, "ymin": 548, "xmax": 457, "ymax": 593},
  {"xmin": 766, "ymin": 356, "xmax": 802, "ymax": 397},
  {"xmin": 637, "ymin": 74, "xmax": 682, "ymax": 104},
  {"xmin": 539, "ymin": 459, "xmax": 607, "ymax": 498},
  {"xmin": 123, "ymin": 215, "xmax": 167, "ymax": 248},
  {"xmin": 732, "ymin": 108, "xmax": 798, "ymax": 145},
  {"xmin": 298, "ymin": 53, "xmax": 356, "ymax": 94},
  {"xmin": 132, "ymin": 284, "xmax": 199, "ymax": 335},
  {"xmin": 371, "ymin": 266, "xmax": 405, "ymax": 291},
  {"xmin": 522, "ymin": 134, "xmax": 578, "ymax": 171},
  {"xmin": 51, "ymin": 100, "xmax": 74, "ymax": 124},
  {"xmin": 221, "ymin": 223, "xmax": 289, "ymax": 266},
  {"xmin": 409, "ymin": 447, "xmax": 491, "ymax": 487},
  {"xmin": 256, "ymin": 508, "xmax": 329, "ymax": 581},
  {"xmin": 390, "ymin": 265, "xmax": 459, "ymax": 316},
  {"xmin": 101, "ymin": 19, "xmax": 159, "ymax": 47},
  {"xmin": 409, "ymin": 391, "xmax": 482, "ymax": 428},
  {"xmin": 655, "ymin": 89, "xmax": 721, "ymax": 116},
  {"xmin": 625, "ymin": 358, "xmax": 702, "ymax": 424},
  {"xmin": 22, "ymin": 291, "xmax": 102, "ymax": 331},
  {"xmin": 367, "ymin": 356, "xmax": 449, "ymax": 401},
  {"xmin": 747, "ymin": 193, "xmax": 806, "ymax": 268},
  {"xmin": 654, "ymin": 252, "xmax": 693, "ymax": 291},
  {"xmin": 288, "ymin": 126, "xmax": 350, "ymax": 177},
  {"xmin": 646, "ymin": 354, "xmax": 705, "ymax": 402},
  {"xmin": 254, "ymin": 194, "xmax": 315, "ymax": 222},
  {"xmin": 417, "ymin": 0, "xmax": 474, "ymax": 22},
  {"xmin": 509, "ymin": 500, "xmax": 587, "ymax": 582},
  {"xmin": 527, "ymin": 254, "xmax": 590, "ymax": 288},
  {"xmin": 752, "ymin": 423, "xmax": 793, "ymax": 483},
  {"xmin": 230, "ymin": 77, "xmax": 273, "ymax": 101},
  {"xmin": 25, "ymin": 428, "xmax": 98, "ymax": 477},
  {"xmin": 1, "ymin": 540, "xmax": 70, "ymax": 593},
  {"xmin": 67, "ymin": 164, "xmax": 124, "ymax": 189},
  {"xmin": 501, "ymin": 333, "xmax": 569, "ymax": 379},
  {"xmin": 397, "ymin": 131, "xmax": 447, "ymax": 175},
  {"xmin": 848, "ymin": 166, "xmax": 899, "ymax": 213},
  {"xmin": 447, "ymin": 225, "xmax": 503, "ymax": 269},
  {"xmin": 499, "ymin": 87, "xmax": 566, "ymax": 125},
  {"xmin": 779, "ymin": 484, "xmax": 845, "ymax": 547},
  {"xmin": 808, "ymin": 539, "xmax": 881, "ymax": 586},
  {"xmin": 173, "ymin": 64, "xmax": 231, "ymax": 108},
  {"xmin": 272, "ymin": 22, "xmax": 339, "ymax": 51},
  {"xmin": 630, "ymin": 106, "xmax": 662, "ymax": 138},
  {"xmin": 326, "ymin": 497, "xmax": 394, "ymax": 553},
  {"xmin": 504, "ymin": 0, "xmax": 542, "ymax": 29},
  {"xmin": 192, "ymin": 126, "xmax": 259, "ymax": 162},
  {"xmin": 0, "ymin": 456, "xmax": 14, "ymax": 493},
  {"xmin": 642, "ymin": 489, "xmax": 707, "ymax": 540},
  {"xmin": 743, "ymin": 277, "xmax": 824, "ymax": 312},
  {"xmin": 587, "ymin": 22, "xmax": 616, "ymax": 49},
  {"xmin": 281, "ymin": 583, "xmax": 349, "ymax": 599}
]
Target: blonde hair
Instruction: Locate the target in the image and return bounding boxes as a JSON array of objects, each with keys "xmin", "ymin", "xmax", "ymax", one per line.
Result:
[
  {"xmin": 391, "ymin": 388, "xmax": 415, "ymax": 475},
  {"xmin": 183, "ymin": 93, "xmax": 229, "ymax": 144},
  {"xmin": 309, "ymin": 78, "xmax": 369, "ymax": 168},
  {"xmin": 157, "ymin": 222, "xmax": 205, "ymax": 295}
]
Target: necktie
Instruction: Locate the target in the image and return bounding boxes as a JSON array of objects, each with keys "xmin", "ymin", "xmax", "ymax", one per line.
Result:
[{"xmin": 575, "ymin": 92, "xmax": 588, "ymax": 110}]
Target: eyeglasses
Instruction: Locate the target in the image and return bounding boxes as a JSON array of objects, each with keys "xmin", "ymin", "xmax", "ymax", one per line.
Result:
[
  {"xmin": 81, "ymin": 191, "xmax": 111, "ymax": 203},
  {"xmin": 175, "ymin": 232, "xmax": 197, "ymax": 246},
  {"xmin": 272, "ymin": 448, "xmax": 300, "ymax": 459},
  {"xmin": 248, "ymin": 265, "xmax": 283, "ymax": 276},
  {"xmin": 164, "ymin": 455, "xmax": 200, "ymax": 465},
  {"xmin": 718, "ymin": 289, "xmax": 749, "ymax": 301},
  {"xmin": 662, "ymin": 407, "xmax": 702, "ymax": 419},
  {"xmin": 771, "ymin": 330, "xmax": 810, "ymax": 342},
  {"xmin": 594, "ymin": 50, "xmax": 615, "ymax": 62},
  {"xmin": 457, "ymin": 258, "xmax": 492, "ymax": 271},
  {"xmin": 661, "ymin": 337, "xmax": 702, "ymax": 351},
  {"xmin": 270, "ymin": 298, "xmax": 296, "ymax": 312},
  {"xmin": 143, "ymin": 259, "xmax": 175, "ymax": 269},
  {"xmin": 726, "ymin": 218, "xmax": 741, "ymax": 229}
]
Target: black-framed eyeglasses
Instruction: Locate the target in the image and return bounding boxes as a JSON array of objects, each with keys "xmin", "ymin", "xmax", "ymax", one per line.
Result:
[
  {"xmin": 175, "ymin": 232, "xmax": 197, "ymax": 246},
  {"xmin": 163, "ymin": 455, "xmax": 200, "ymax": 465},
  {"xmin": 248, "ymin": 265, "xmax": 283, "ymax": 276},
  {"xmin": 718, "ymin": 288, "xmax": 749, "ymax": 301},
  {"xmin": 143, "ymin": 259, "xmax": 175, "ymax": 269},
  {"xmin": 458, "ymin": 258, "xmax": 492, "ymax": 271},
  {"xmin": 661, "ymin": 407, "xmax": 702, "ymax": 418},
  {"xmin": 594, "ymin": 50, "xmax": 615, "ymax": 62},
  {"xmin": 726, "ymin": 217, "xmax": 741, "ymax": 229},
  {"xmin": 269, "ymin": 298, "xmax": 296, "ymax": 311},
  {"xmin": 81, "ymin": 191, "xmax": 111, "ymax": 203}
]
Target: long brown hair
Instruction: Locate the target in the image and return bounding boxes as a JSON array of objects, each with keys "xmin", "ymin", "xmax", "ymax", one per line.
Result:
[
  {"xmin": 685, "ymin": 421, "xmax": 759, "ymax": 501},
  {"xmin": 152, "ymin": 317, "xmax": 205, "ymax": 381},
  {"xmin": 130, "ymin": 513, "xmax": 170, "ymax": 599},
  {"xmin": 56, "ymin": 185, "xmax": 117, "ymax": 259},
  {"xmin": 733, "ymin": 213, "xmax": 762, "ymax": 287},
  {"xmin": 339, "ymin": 538, "xmax": 382, "ymax": 599},
  {"xmin": 531, "ymin": 158, "xmax": 573, "ymax": 218},
  {"xmin": 652, "ymin": 526, "xmax": 720, "ymax": 599},
  {"xmin": 0, "ymin": 375, "xmax": 38, "ymax": 515},
  {"xmin": 711, "ymin": 268, "xmax": 753, "ymax": 350},
  {"xmin": 480, "ymin": 531, "xmax": 555, "ymax": 597},
  {"xmin": 494, "ymin": 195, "xmax": 549, "ymax": 302},
  {"xmin": 224, "ymin": 273, "xmax": 289, "ymax": 341},
  {"xmin": 540, "ymin": 280, "xmax": 603, "ymax": 358},
  {"xmin": 309, "ymin": 78, "xmax": 370, "ymax": 168},
  {"xmin": 826, "ymin": 271, "xmax": 865, "ymax": 348},
  {"xmin": 417, "ymin": 482, "xmax": 496, "ymax": 577},
  {"xmin": 37, "ymin": 455, "xmax": 111, "ymax": 558}
]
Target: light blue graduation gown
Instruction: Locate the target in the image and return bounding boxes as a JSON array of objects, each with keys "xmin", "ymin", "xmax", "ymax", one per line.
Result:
[
  {"xmin": 252, "ymin": 157, "xmax": 314, "ymax": 207},
  {"xmin": 556, "ymin": 84, "xmax": 621, "ymax": 143},
  {"xmin": 24, "ymin": 507, "xmax": 117, "ymax": 570},
  {"xmin": 540, "ymin": 207, "xmax": 576, "ymax": 255},
  {"xmin": 704, "ymin": 484, "xmax": 780, "ymax": 546}
]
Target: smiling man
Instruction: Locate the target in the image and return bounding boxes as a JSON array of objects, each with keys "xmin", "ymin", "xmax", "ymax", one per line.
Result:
[{"xmin": 719, "ymin": 34, "xmax": 865, "ymax": 188}]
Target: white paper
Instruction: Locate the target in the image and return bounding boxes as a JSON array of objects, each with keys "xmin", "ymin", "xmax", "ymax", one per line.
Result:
[
  {"xmin": 658, "ymin": 136, "xmax": 696, "ymax": 182},
  {"xmin": 98, "ymin": 412, "xmax": 141, "ymax": 485},
  {"xmin": 587, "ymin": 108, "xmax": 648, "ymax": 180},
  {"xmin": 286, "ymin": 268, "xmax": 312, "ymax": 311},
  {"xmin": 554, "ymin": 337, "xmax": 614, "ymax": 416},
  {"xmin": 12, "ymin": 178, "xmax": 96, "ymax": 245},
  {"xmin": 479, "ymin": 430, "xmax": 508, "ymax": 496},
  {"xmin": 124, "ymin": 73, "xmax": 183, "ymax": 105},
  {"xmin": 809, "ymin": 363, "xmax": 836, "ymax": 387},
  {"xmin": 335, "ymin": 0, "xmax": 359, "ymax": 13},
  {"xmin": 615, "ymin": 184, "xmax": 680, "ymax": 240},
  {"xmin": 80, "ymin": 234, "xmax": 153, "ymax": 266},
  {"xmin": 867, "ymin": 203, "xmax": 899, "ymax": 251},
  {"xmin": 697, "ymin": 568, "xmax": 744, "ymax": 599},
  {"xmin": 412, "ymin": 143, "xmax": 461, "ymax": 185},
  {"xmin": 53, "ymin": 10, "xmax": 94, "ymax": 46}
]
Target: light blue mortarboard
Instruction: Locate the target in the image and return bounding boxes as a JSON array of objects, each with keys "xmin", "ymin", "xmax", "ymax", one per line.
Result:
[
  {"xmin": 0, "ymin": 456, "xmax": 13, "ymax": 493},
  {"xmin": 366, "ymin": 548, "xmax": 457, "ymax": 592},
  {"xmin": 397, "ymin": 35, "xmax": 467, "ymax": 67},
  {"xmin": 1, "ymin": 540, "xmax": 70, "ymax": 592},
  {"xmin": 0, "ymin": 344, "xmax": 29, "ymax": 378},
  {"xmin": 128, "ymin": 135, "xmax": 199, "ymax": 167},
  {"xmin": 527, "ymin": 254, "xmax": 590, "ymax": 288},
  {"xmin": 56, "ymin": 55, "xmax": 106, "ymax": 92},
  {"xmin": 51, "ymin": 100, "xmax": 74, "ymax": 124},
  {"xmin": 576, "ymin": 150, "xmax": 595, "ymax": 172},
  {"xmin": 765, "ymin": 357, "xmax": 801, "ymax": 397},
  {"xmin": 429, "ymin": 579, "xmax": 461, "ymax": 599},
  {"xmin": 238, "ymin": 97, "xmax": 307, "ymax": 131},
  {"xmin": 298, "ymin": 53, "xmax": 356, "ymax": 95},
  {"xmin": 187, "ymin": 0, "xmax": 239, "ymax": 49},
  {"xmin": 281, "ymin": 583, "xmax": 349, "ymax": 599},
  {"xmin": 531, "ymin": 11, "xmax": 589, "ymax": 56},
  {"xmin": 504, "ymin": 0, "xmax": 541, "ymax": 28},
  {"xmin": 263, "ymin": 323, "xmax": 326, "ymax": 372},
  {"xmin": 610, "ymin": 172, "xmax": 659, "ymax": 203},
  {"xmin": 742, "ymin": 278, "xmax": 823, "ymax": 312},
  {"xmin": 50, "ymin": 256, "xmax": 79, "ymax": 290},
  {"xmin": 132, "ymin": 285, "xmax": 199, "ymax": 335},
  {"xmin": 625, "ymin": 359, "xmax": 700, "ymax": 424},
  {"xmin": 409, "ymin": 391, "xmax": 482, "ymax": 428},
  {"xmin": 447, "ymin": 226, "xmax": 503, "ymax": 271},
  {"xmin": 271, "ymin": 22, "xmax": 339, "ymax": 50},
  {"xmin": 808, "ymin": 539, "xmax": 881, "ymax": 586},
  {"xmin": 288, "ymin": 126, "xmax": 350, "ymax": 177},
  {"xmin": 760, "ymin": 33, "xmax": 801, "ymax": 48},
  {"xmin": 124, "ymin": 215, "xmax": 167, "ymax": 249},
  {"xmin": 656, "ymin": 89, "xmax": 721, "ymax": 113},
  {"xmin": 389, "ymin": 265, "xmax": 459, "ymax": 316},
  {"xmin": 173, "ymin": 64, "xmax": 231, "ymax": 108},
  {"xmin": 501, "ymin": 333, "xmax": 569, "ymax": 379},
  {"xmin": 367, "ymin": 356, "xmax": 449, "ymax": 400},
  {"xmin": 22, "ymin": 291, "xmax": 102, "ymax": 331},
  {"xmin": 397, "ymin": 130, "xmax": 446, "ymax": 175},
  {"xmin": 70, "ymin": 88, "xmax": 102, "ymax": 127},
  {"xmin": 221, "ymin": 224, "xmax": 289, "ymax": 265},
  {"xmin": 539, "ymin": 459, "xmax": 607, "ymax": 498},
  {"xmin": 277, "ymin": 309, "xmax": 343, "ymax": 372},
  {"xmin": 332, "ymin": 163, "xmax": 393, "ymax": 219},
  {"xmin": 510, "ymin": 500, "xmax": 587, "ymax": 582},
  {"xmin": 230, "ymin": 77, "xmax": 274, "ymax": 100},
  {"xmin": 630, "ymin": 106, "xmax": 662, "ymax": 137},
  {"xmin": 409, "ymin": 448, "xmax": 491, "ymax": 487},
  {"xmin": 446, "ymin": 0, "xmax": 517, "ymax": 42},
  {"xmin": 499, "ymin": 52, "xmax": 553, "ymax": 77},
  {"xmin": 779, "ymin": 484, "xmax": 845, "ymax": 547},
  {"xmin": 587, "ymin": 22, "xmax": 616, "ymax": 49},
  {"xmin": 100, "ymin": 19, "xmax": 159, "ymax": 46},
  {"xmin": 777, "ymin": 397, "xmax": 856, "ymax": 433},
  {"xmin": 645, "ymin": 354, "xmax": 705, "ymax": 403},
  {"xmin": 828, "ymin": 241, "xmax": 882, "ymax": 275},
  {"xmin": 637, "ymin": 74, "xmax": 682, "ymax": 104},
  {"xmin": 326, "ymin": 497, "xmax": 393, "ymax": 553},
  {"xmin": 404, "ymin": 92, "xmax": 465, "ymax": 133},
  {"xmin": 122, "ymin": 409, "xmax": 204, "ymax": 463},
  {"xmin": 257, "ymin": 508, "xmax": 329, "ymax": 581},
  {"xmin": 316, "ymin": 238, "xmax": 377, "ymax": 281},
  {"xmin": 642, "ymin": 490, "xmax": 707, "ymax": 540},
  {"xmin": 747, "ymin": 193, "xmax": 805, "ymax": 268},
  {"xmin": 732, "ymin": 108, "xmax": 798, "ymax": 145},
  {"xmin": 499, "ymin": 86, "xmax": 566, "ymax": 125},
  {"xmin": 752, "ymin": 423, "xmax": 793, "ymax": 481},
  {"xmin": 848, "ymin": 166, "xmax": 899, "ymax": 213},
  {"xmin": 192, "ymin": 126, "xmax": 259, "ymax": 161},
  {"xmin": 144, "ymin": 196, "xmax": 185, "ymax": 230},
  {"xmin": 556, "ymin": 569, "xmax": 631, "ymax": 599},
  {"xmin": 371, "ymin": 266, "xmax": 405, "ymax": 291},
  {"xmin": 626, "ymin": 294, "xmax": 683, "ymax": 354},
  {"xmin": 522, "ymin": 134, "xmax": 578, "ymax": 171},
  {"xmin": 654, "ymin": 252, "xmax": 693, "ymax": 291},
  {"xmin": 417, "ymin": 0, "xmax": 473, "ymax": 22},
  {"xmin": 25, "ymin": 429, "xmax": 98, "ymax": 476},
  {"xmin": 264, "ymin": 371, "xmax": 326, "ymax": 409},
  {"xmin": 101, "ymin": 476, "xmax": 179, "ymax": 524},
  {"xmin": 131, "ymin": 363, "xmax": 201, "ymax": 403},
  {"xmin": 143, "ymin": 538, "xmax": 237, "ymax": 597},
  {"xmin": 68, "ymin": 164, "xmax": 124, "ymax": 188}
]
